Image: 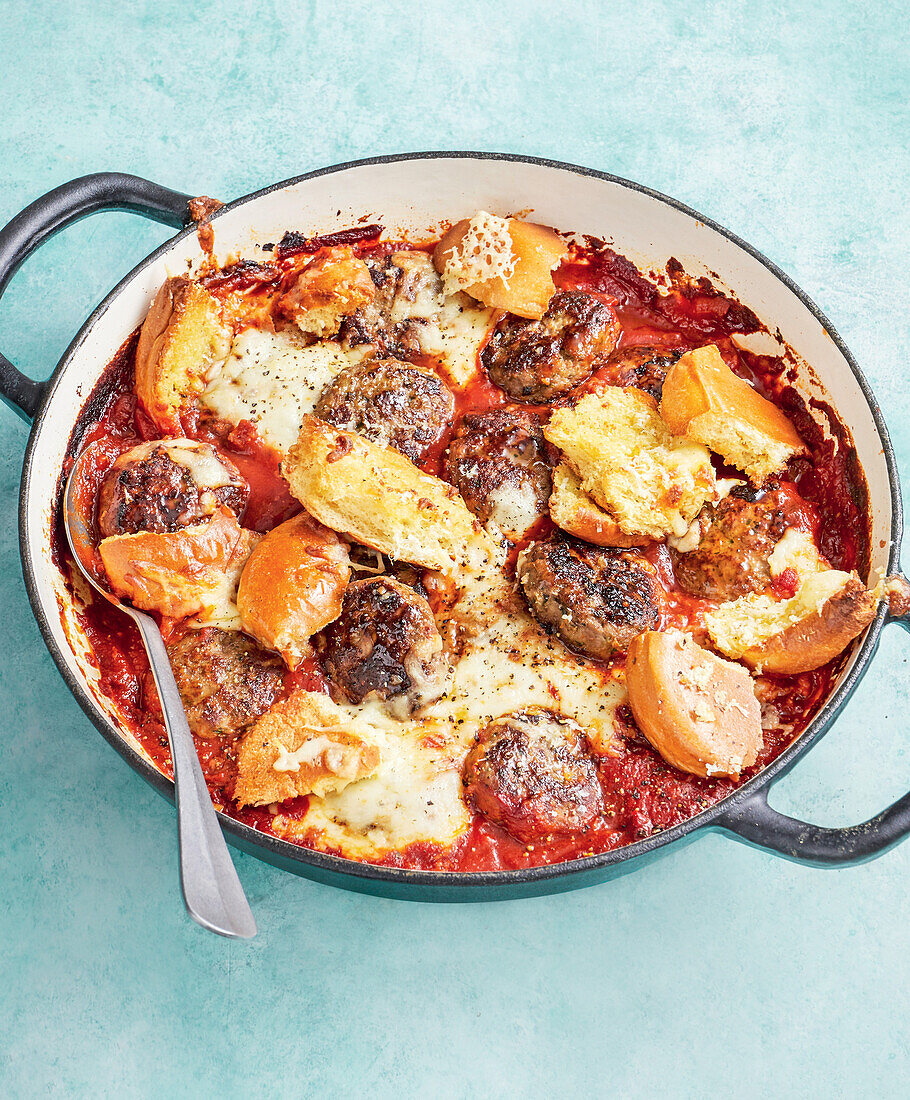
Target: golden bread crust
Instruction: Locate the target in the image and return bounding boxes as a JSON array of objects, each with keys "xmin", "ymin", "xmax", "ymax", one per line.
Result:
[
  {"xmin": 234, "ymin": 691, "xmax": 382, "ymax": 806},
  {"xmin": 135, "ymin": 277, "xmax": 231, "ymax": 433},
  {"xmin": 98, "ymin": 507, "xmax": 257, "ymax": 619},
  {"xmin": 433, "ymin": 217, "xmax": 567, "ymax": 319},
  {"xmin": 276, "ymin": 247, "xmax": 376, "ymax": 336},
  {"xmin": 236, "ymin": 511, "xmax": 351, "ymax": 669},
  {"xmin": 548, "ymin": 461, "xmax": 649, "ymax": 547},
  {"xmin": 660, "ymin": 344, "xmax": 806, "ymax": 482},
  {"xmin": 282, "ymin": 415, "xmax": 494, "ymax": 576},
  {"xmin": 708, "ymin": 574, "xmax": 878, "ymax": 674},
  {"xmin": 626, "ymin": 630, "xmax": 763, "ymax": 778}
]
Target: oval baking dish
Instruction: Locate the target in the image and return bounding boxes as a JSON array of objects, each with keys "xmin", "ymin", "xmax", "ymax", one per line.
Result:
[{"xmin": 2, "ymin": 153, "xmax": 908, "ymax": 901}]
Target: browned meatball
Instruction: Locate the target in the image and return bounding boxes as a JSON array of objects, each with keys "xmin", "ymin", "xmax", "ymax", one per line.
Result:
[
  {"xmin": 671, "ymin": 484, "xmax": 789, "ymax": 600},
  {"xmin": 481, "ymin": 291, "xmax": 618, "ymax": 402},
  {"xmin": 321, "ymin": 577, "xmax": 450, "ymax": 716},
  {"xmin": 165, "ymin": 627, "xmax": 284, "ymax": 740},
  {"xmin": 600, "ymin": 345, "xmax": 683, "ymax": 399},
  {"xmin": 315, "ymin": 358, "xmax": 454, "ymax": 462},
  {"xmin": 97, "ymin": 440, "xmax": 248, "ymax": 537},
  {"xmin": 444, "ymin": 409, "xmax": 553, "ymax": 539},
  {"xmin": 341, "ymin": 250, "xmax": 443, "ymax": 351},
  {"xmin": 463, "ymin": 708, "xmax": 604, "ymax": 843},
  {"xmin": 369, "ymin": 250, "xmax": 442, "ymax": 323},
  {"xmin": 517, "ymin": 538, "xmax": 661, "ymax": 661}
]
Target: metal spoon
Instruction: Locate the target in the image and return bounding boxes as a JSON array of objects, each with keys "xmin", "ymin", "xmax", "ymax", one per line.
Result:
[{"xmin": 63, "ymin": 448, "xmax": 257, "ymax": 939}]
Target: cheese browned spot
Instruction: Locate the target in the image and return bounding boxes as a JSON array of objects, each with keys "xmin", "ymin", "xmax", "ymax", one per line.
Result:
[{"xmin": 437, "ymin": 212, "xmax": 517, "ymax": 297}]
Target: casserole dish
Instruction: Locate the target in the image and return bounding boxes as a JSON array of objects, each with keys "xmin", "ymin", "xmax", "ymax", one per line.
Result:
[{"xmin": 2, "ymin": 153, "xmax": 908, "ymax": 900}]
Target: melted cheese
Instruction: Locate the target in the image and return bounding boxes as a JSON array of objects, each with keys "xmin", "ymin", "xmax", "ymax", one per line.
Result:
[
  {"xmin": 434, "ymin": 578, "xmax": 627, "ymax": 754},
  {"xmin": 668, "ymin": 478, "xmax": 744, "ymax": 552},
  {"xmin": 300, "ymin": 719, "xmax": 471, "ymax": 856},
  {"xmin": 161, "ymin": 441, "xmax": 236, "ymax": 489},
  {"xmin": 441, "ymin": 211, "xmax": 516, "ymax": 296},
  {"xmin": 286, "ymin": 572, "xmax": 626, "ymax": 860},
  {"xmin": 194, "ymin": 310, "xmax": 622, "ymax": 862},
  {"xmin": 768, "ymin": 528, "xmax": 829, "ymax": 580},
  {"xmin": 188, "ymin": 534, "xmax": 255, "ymax": 631},
  {"xmin": 201, "ymin": 329, "xmax": 366, "ymax": 452},
  {"xmin": 419, "ymin": 292, "xmax": 495, "ymax": 386},
  {"xmin": 486, "ymin": 479, "xmax": 543, "ymax": 542},
  {"xmin": 386, "ymin": 251, "xmax": 445, "ymax": 325},
  {"xmin": 275, "ymin": 735, "xmax": 355, "ymax": 775}
]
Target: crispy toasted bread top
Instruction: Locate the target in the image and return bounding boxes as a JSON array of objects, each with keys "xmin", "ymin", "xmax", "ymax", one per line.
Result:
[
  {"xmin": 135, "ymin": 277, "xmax": 231, "ymax": 433},
  {"xmin": 626, "ymin": 630, "xmax": 763, "ymax": 779},
  {"xmin": 282, "ymin": 415, "xmax": 495, "ymax": 577},
  {"xmin": 544, "ymin": 388, "xmax": 716, "ymax": 539},
  {"xmin": 660, "ymin": 344, "xmax": 806, "ymax": 482}
]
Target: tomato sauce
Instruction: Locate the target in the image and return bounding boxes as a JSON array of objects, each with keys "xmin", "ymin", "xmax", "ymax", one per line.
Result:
[{"xmin": 53, "ymin": 233, "xmax": 868, "ymax": 872}]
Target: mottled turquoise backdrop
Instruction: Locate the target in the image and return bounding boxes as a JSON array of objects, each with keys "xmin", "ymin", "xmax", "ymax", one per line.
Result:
[{"xmin": 1, "ymin": 1, "xmax": 907, "ymax": 1096}]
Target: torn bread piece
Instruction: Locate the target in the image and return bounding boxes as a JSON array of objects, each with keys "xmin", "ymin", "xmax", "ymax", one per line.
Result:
[
  {"xmin": 705, "ymin": 569, "xmax": 878, "ymax": 674},
  {"xmin": 237, "ymin": 511, "xmax": 351, "ymax": 669},
  {"xmin": 884, "ymin": 574, "xmax": 910, "ymax": 618},
  {"xmin": 276, "ymin": 247, "xmax": 376, "ymax": 337},
  {"xmin": 136, "ymin": 277, "xmax": 232, "ymax": 434},
  {"xmin": 283, "ymin": 415, "xmax": 495, "ymax": 577},
  {"xmin": 299, "ymin": 720, "xmax": 473, "ymax": 856},
  {"xmin": 548, "ymin": 461, "xmax": 649, "ymax": 548},
  {"xmin": 660, "ymin": 344, "xmax": 806, "ymax": 483},
  {"xmin": 626, "ymin": 630, "xmax": 764, "ymax": 779},
  {"xmin": 433, "ymin": 212, "xmax": 568, "ymax": 319},
  {"xmin": 99, "ymin": 507, "xmax": 257, "ymax": 620},
  {"xmin": 544, "ymin": 388, "xmax": 716, "ymax": 539},
  {"xmin": 234, "ymin": 691, "xmax": 382, "ymax": 806}
]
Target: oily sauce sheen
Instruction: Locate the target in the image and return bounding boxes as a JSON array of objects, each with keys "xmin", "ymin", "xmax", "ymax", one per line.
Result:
[{"xmin": 55, "ymin": 235, "xmax": 865, "ymax": 871}]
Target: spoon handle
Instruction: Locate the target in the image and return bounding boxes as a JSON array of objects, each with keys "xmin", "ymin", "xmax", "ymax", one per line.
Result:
[{"xmin": 133, "ymin": 612, "xmax": 257, "ymax": 939}]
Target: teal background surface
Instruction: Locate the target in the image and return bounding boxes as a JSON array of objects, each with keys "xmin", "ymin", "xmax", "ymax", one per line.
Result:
[{"xmin": 1, "ymin": 1, "xmax": 907, "ymax": 1096}]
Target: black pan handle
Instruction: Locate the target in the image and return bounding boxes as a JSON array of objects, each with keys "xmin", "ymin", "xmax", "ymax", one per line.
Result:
[
  {"xmin": 0, "ymin": 173, "xmax": 197, "ymax": 423},
  {"xmin": 716, "ymin": 610, "xmax": 910, "ymax": 864}
]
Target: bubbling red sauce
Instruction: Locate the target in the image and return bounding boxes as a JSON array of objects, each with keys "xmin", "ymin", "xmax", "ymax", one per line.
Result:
[{"xmin": 53, "ymin": 234, "xmax": 868, "ymax": 871}]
